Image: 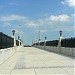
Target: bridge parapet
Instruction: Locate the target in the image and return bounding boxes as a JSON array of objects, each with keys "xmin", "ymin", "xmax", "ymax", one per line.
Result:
[
  {"xmin": 0, "ymin": 46, "xmax": 22, "ymax": 65},
  {"xmin": 34, "ymin": 46, "xmax": 75, "ymax": 57}
]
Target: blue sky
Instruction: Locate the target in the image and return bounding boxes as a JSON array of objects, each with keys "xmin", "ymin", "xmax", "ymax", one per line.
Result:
[{"xmin": 0, "ymin": 0, "xmax": 74, "ymax": 45}]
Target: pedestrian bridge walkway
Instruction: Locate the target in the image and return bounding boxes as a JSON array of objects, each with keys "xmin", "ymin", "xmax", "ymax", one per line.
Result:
[{"xmin": 0, "ymin": 47, "xmax": 75, "ymax": 75}]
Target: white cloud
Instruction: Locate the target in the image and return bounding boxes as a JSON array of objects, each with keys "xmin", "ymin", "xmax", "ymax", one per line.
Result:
[
  {"xmin": 61, "ymin": 0, "xmax": 75, "ymax": 7},
  {"xmin": 49, "ymin": 14, "xmax": 71, "ymax": 22},
  {"xmin": 26, "ymin": 21, "xmax": 37, "ymax": 27},
  {"xmin": 35, "ymin": 14, "xmax": 71, "ymax": 28},
  {"xmin": 66, "ymin": 0, "xmax": 75, "ymax": 7},
  {"xmin": 0, "ymin": 14, "xmax": 73, "ymax": 29},
  {"xmin": 0, "ymin": 14, "xmax": 26, "ymax": 21},
  {"xmin": 61, "ymin": 1, "xmax": 65, "ymax": 5},
  {"xmin": 0, "ymin": 14, "xmax": 38, "ymax": 28},
  {"xmin": 71, "ymin": 14, "xmax": 75, "ymax": 17}
]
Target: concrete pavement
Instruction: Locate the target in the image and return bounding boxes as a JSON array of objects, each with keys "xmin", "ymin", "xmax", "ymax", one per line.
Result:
[{"xmin": 0, "ymin": 47, "xmax": 75, "ymax": 75}]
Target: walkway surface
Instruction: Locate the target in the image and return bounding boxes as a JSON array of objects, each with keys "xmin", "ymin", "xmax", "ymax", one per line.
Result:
[{"xmin": 0, "ymin": 47, "xmax": 75, "ymax": 75}]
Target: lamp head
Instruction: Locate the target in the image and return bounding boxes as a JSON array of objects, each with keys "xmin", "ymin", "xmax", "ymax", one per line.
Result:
[
  {"xmin": 12, "ymin": 30, "xmax": 15, "ymax": 36},
  {"xmin": 59, "ymin": 31, "xmax": 62, "ymax": 36}
]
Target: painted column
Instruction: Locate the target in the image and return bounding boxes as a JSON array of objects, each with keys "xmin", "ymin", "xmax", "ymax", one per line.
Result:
[
  {"xmin": 18, "ymin": 36, "xmax": 20, "ymax": 46},
  {"xmin": 13, "ymin": 36, "xmax": 16, "ymax": 46},
  {"xmin": 58, "ymin": 31, "xmax": 63, "ymax": 47},
  {"xmin": 12, "ymin": 30, "xmax": 16, "ymax": 47}
]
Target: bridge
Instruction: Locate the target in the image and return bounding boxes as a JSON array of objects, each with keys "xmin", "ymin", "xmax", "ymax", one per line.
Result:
[{"xmin": 0, "ymin": 46, "xmax": 75, "ymax": 75}]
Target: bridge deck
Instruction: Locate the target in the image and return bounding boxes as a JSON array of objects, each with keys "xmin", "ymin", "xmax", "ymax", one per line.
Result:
[{"xmin": 0, "ymin": 47, "xmax": 75, "ymax": 75}]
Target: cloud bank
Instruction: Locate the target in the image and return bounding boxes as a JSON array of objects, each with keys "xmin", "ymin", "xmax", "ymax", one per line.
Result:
[
  {"xmin": 61, "ymin": 0, "xmax": 75, "ymax": 7},
  {"xmin": 0, "ymin": 14, "xmax": 74, "ymax": 32}
]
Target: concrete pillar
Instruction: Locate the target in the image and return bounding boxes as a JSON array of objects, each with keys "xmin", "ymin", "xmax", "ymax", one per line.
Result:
[
  {"xmin": 58, "ymin": 37, "xmax": 62, "ymax": 53},
  {"xmin": 19, "ymin": 40, "xmax": 21, "ymax": 46},
  {"xmin": 58, "ymin": 31, "xmax": 63, "ymax": 53},
  {"xmin": 12, "ymin": 30, "xmax": 16, "ymax": 47},
  {"xmin": 58, "ymin": 37, "xmax": 62, "ymax": 47},
  {"xmin": 12, "ymin": 36, "xmax": 16, "ymax": 47},
  {"xmin": 58, "ymin": 31, "xmax": 63, "ymax": 47},
  {"xmin": 21, "ymin": 41, "xmax": 23, "ymax": 46},
  {"xmin": 44, "ymin": 40, "xmax": 46, "ymax": 49}
]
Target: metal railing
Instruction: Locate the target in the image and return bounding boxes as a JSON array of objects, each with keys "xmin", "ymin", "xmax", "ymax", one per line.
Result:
[
  {"xmin": 0, "ymin": 32, "xmax": 19, "ymax": 49},
  {"xmin": 33, "ymin": 38, "xmax": 75, "ymax": 48}
]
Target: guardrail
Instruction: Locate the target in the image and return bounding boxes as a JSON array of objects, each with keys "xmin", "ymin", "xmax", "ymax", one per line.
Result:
[
  {"xmin": 33, "ymin": 37, "xmax": 75, "ymax": 48},
  {"xmin": 0, "ymin": 32, "xmax": 19, "ymax": 49},
  {"xmin": 34, "ymin": 46, "xmax": 75, "ymax": 57},
  {"xmin": 0, "ymin": 46, "xmax": 19, "ymax": 65}
]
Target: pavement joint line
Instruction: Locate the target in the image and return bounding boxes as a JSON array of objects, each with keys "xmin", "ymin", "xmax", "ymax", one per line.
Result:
[
  {"xmin": 34, "ymin": 69, "xmax": 37, "ymax": 75},
  {"xmin": 39, "ymin": 57, "xmax": 47, "ymax": 66},
  {"xmin": 0, "ymin": 47, "xmax": 74, "ymax": 75},
  {"xmin": 10, "ymin": 67, "xmax": 14, "ymax": 75},
  {"xmin": 13, "ymin": 66, "xmax": 74, "ymax": 69},
  {"xmin": 62, "ymin": 68, "xmax": 74, "ymax": 75},
  {"xmin": 0, "ymin": 52, "xmax": 16, "ymax": 66}
]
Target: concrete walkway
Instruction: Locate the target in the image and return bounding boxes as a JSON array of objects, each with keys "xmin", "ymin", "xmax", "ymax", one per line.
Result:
[{"xmin": 0, "ymin": 47, "xmax": 75, "ymax": 75}]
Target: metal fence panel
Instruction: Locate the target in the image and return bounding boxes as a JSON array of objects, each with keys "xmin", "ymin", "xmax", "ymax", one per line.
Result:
[
  {"xmin": 0, "ymin": 32, "xmax": 19, "ymax": 49},
  {"xmin": 34, "ymin": 38, "xmax": 75, "ymax": 48}
]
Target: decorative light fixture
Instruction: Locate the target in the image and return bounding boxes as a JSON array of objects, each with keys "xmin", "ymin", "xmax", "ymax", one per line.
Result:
[{"xmin": 12, "ymin": 30, "xmax": 15, "ymax": 36}]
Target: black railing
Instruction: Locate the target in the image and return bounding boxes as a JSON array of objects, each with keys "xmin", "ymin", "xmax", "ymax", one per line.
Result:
[
  {"xmin": 61, "ymin": 38, "xmax": 75, "ymax": 48},
  {"xmin": 33, "ymin": 37, "xmax": 75, "ymax": 48},
  {"xmin": 0, "ymin": 32, "xmax": 19, "ymax": 49}
]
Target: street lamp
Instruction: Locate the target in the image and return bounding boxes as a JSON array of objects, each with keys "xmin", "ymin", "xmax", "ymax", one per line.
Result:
[
  {"xmin": 44, "ymin": 36, "xmax": 47, "ymax": 49},
  {"xmin": 38, "ymin": 26, "xmax": 41, "ymax": 46},
  {"xmin": 59, "ymin": 31, "xmax": 62, "ymax": 37},
  {"xmin": 12, "ymin": 29, "xmax": 16, "ymax": 47},
  {"xmin": 12, "ymin": 30, "xmax": 15, "ymax": 36},
  {"xmin": 58, "ymin": 31, "xmax": 63, "ymax": 53},
  {"xmin": 45, "ymin": 36, "xmax": 47, "ymax": 41},
  {"xmin": 35, "ymin": 40, "xmax": 37, "ymax": 46},
  {"xmin": 58, "ymin": 31, "xmax": 63, "ymax": 47},
  {"xmin": 38, "ymin": 39, "xmax": 40, "ymax": 46},
  {"xmin": 18, "ymin": 25, "xmax": 23, "ymax": 46},
  {"xmin": 34, "ymin": 41, "xmax": 35, "ymax": 45}
]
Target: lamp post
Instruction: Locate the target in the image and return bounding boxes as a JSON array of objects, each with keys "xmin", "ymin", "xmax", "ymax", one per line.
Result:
[
  {"xmin": 12, "ymin": 29, "xmax": 16, "ymax": 47},
  {"xmin": 38, "ymin": 26, "xmax": 41, "ymax": 46},
  {"xmin": 35, "ymin": 40, "xmax": 37, "ymax": 46},
  {"xmin": 59, "ymin": 31, "xmax": 62, "ymax": 37},
  {"xmin": 34, "ymin": 41, "xmax": 35, "ymax": 46},
  {"xmin": 12, "ymin": 30, "xmax": 15, "ymax": 36},
  {"xmin": 18, "ymin": 25, "xmax": 21, "ymax": 46},
  {"xmin": 58, "ymin": 31, "xmax": 63, "ymax": 47},
  {"xmin": 18, "ymin": 35, "xmax": 21, "ymax": 46},
  {"xmin": 58, "ymin": 31, "xmax": 63, "ymax": 53},
  {"xmin": 32, "ymin": 40, "xmax": 33, "ymax": 46},
  {"xmin": 45, "ymin": 36, "xmax": 47, "ymax": 41},
  {"xmin": 18, "ymin": 36, "xmax": 21, "ymax": 46},
  {"xmin": 44, "ymin": 36, "xmax": 47, "ymax": 49}
]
